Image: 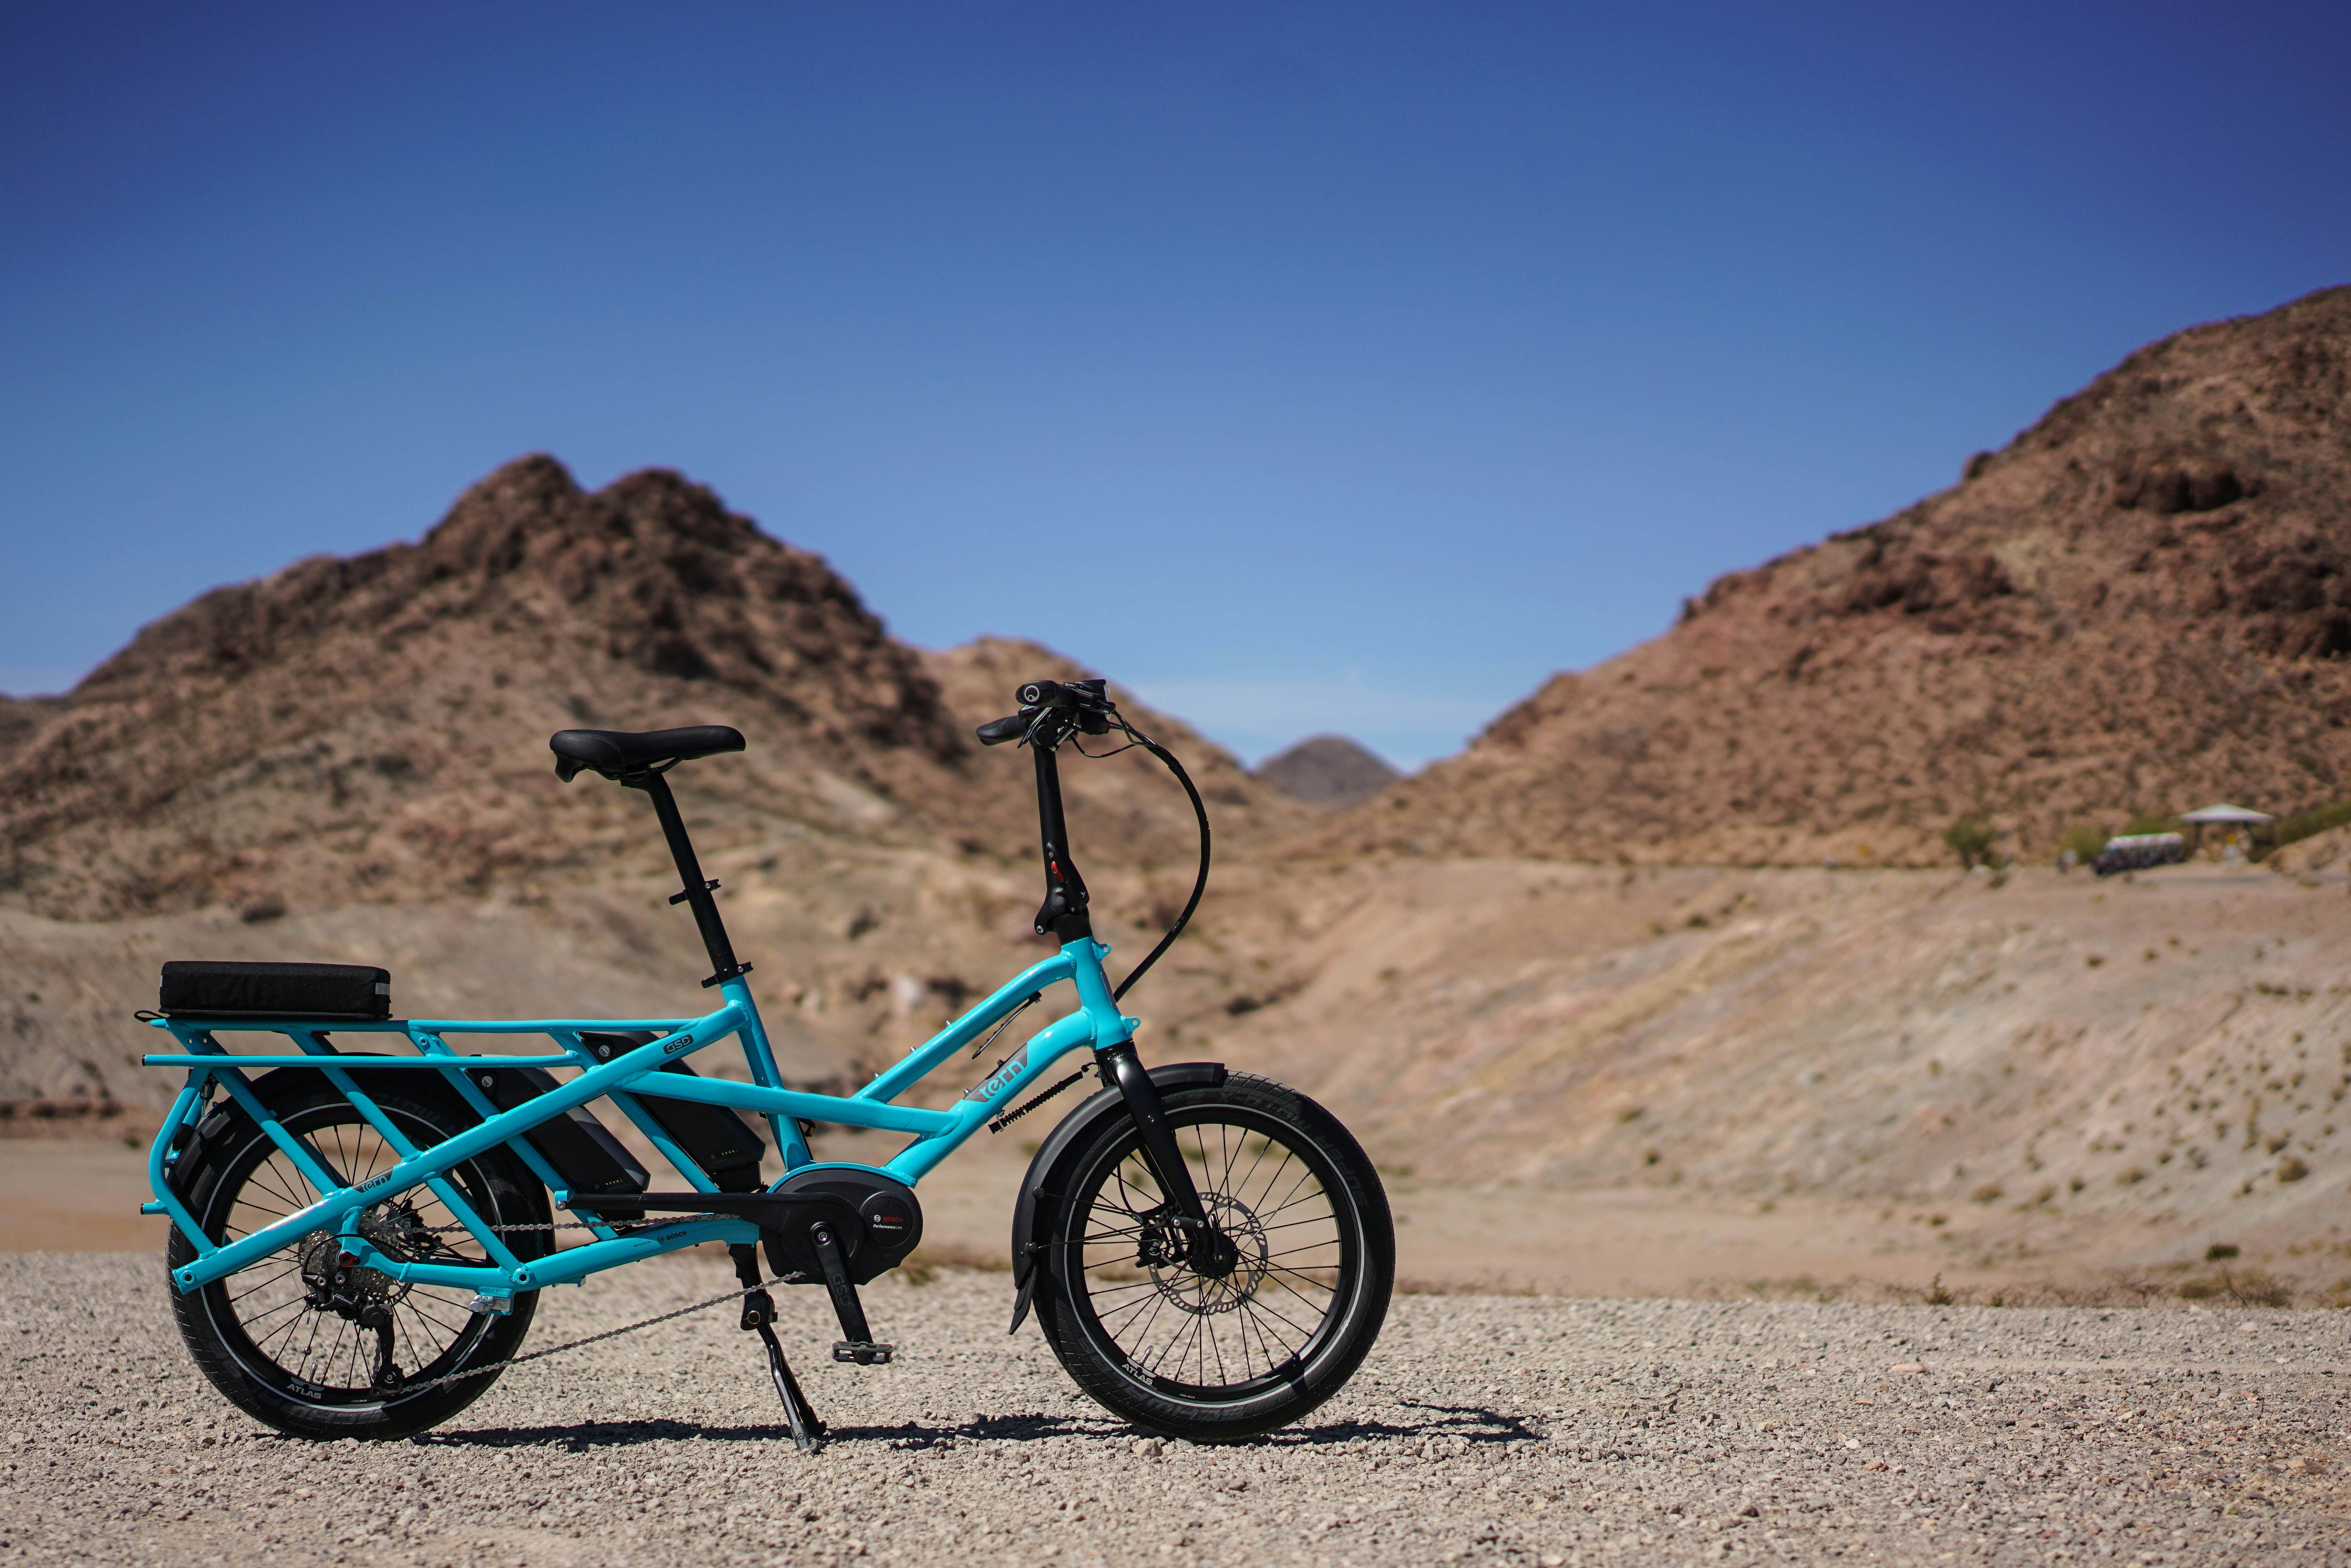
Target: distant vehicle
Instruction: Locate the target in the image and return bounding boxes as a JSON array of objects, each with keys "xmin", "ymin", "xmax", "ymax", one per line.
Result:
[{"xmin": 2093, "ymin": 832, "xmax": 2188, "ymax": 877}]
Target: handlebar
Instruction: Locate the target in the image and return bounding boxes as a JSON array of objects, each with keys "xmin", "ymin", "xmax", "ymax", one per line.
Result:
[
  {"xmin": 971, "ymin": 672, "xmax": 1212, "ymax": 1002},
  {"xmin": 978, "ymin": 678, "xmax": 1114, "ymax": 745}
]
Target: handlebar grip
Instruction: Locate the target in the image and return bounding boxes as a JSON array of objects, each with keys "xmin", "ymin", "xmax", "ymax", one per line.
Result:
[{"xmin": 976, "ymin": 714, "xmax": 1028, "ymax": 746}]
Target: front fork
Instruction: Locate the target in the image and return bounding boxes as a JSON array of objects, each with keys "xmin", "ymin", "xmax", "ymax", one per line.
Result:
[{"xmin": 1096, "ymin": 1041, "xmax": 1236, "ymax": 1277}]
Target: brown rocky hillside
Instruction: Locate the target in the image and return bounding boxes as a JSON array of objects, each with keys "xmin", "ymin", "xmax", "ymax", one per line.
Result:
[
  {"xmin": 1334, "ymin": 284, "xmax": 2351, "ymax": 867},
  {"xmin": 0, "ymin": 457, "xmax": 1288, "ymax": 925}
]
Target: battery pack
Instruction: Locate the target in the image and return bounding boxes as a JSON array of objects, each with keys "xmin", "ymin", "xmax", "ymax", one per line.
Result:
[
  {"xmin": 581, "ymin": 1031, "xmax": 769, "ymax": 1193},
  {"xmin": 466, "ymin": 1066, "xmax": 649, "ymax": 1199}
]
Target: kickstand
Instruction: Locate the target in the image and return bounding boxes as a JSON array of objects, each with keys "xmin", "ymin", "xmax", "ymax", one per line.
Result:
[{"xmin": 731, "ymin": 1244, "xmax": 826, "ymax": 1452}]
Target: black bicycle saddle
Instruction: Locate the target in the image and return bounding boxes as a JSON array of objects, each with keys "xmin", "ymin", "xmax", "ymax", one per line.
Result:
[{"xmin": 550, "ymin": 726, "xmax": 745, "ymax": 782}]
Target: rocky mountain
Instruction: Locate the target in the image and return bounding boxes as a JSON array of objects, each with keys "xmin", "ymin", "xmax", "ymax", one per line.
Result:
[
  {"xmin": 1334, "ymin": 285, "xmax": 2351, "ymax": 867},
  {"xmin": 1253, "ymin": 734, "xmax": 1399, "ymax": 809},
  {"xmin": 0, "ymin": 456, "xmax": 1291, "ymax": 925},
  {"xmin": 0, "ymin": 695, "xmax": 63, "ymax": 762}
]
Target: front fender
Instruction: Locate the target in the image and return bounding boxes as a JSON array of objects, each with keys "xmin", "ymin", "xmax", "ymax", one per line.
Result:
[{"xmin": 1007, "ymin": 1060, "xmax": 1227, "ymax": 1304}]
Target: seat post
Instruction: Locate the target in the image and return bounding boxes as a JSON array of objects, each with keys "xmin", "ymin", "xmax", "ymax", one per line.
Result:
[{"xmin": 628, "ymin": 770, "xmax": 749, "ymax": 988}]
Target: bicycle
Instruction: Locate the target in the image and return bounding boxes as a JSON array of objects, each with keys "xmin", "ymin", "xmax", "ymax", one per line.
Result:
[{"xmin": 138, "ymin": 677, "xmax": 1394, "ymax": 1449}]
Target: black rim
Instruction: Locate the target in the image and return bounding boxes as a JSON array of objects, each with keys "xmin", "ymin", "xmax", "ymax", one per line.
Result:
[
  {"xmin": 1060, "ymin": 1103, "xmax": 1359, "ymax": 1403},
  {"xmin": 197, "ymin": 1104, "xmax": 510, "ymax": 1407}
]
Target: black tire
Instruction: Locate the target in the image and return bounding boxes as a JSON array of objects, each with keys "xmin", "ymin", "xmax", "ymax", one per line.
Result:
[
  {"xmin": 1032, "ymin": 1072, "xmax": 1392, "ymax": 1442},
  {"xmin": 165, "ymin": 1078, "xmax": 551, "ymax": 1440}
]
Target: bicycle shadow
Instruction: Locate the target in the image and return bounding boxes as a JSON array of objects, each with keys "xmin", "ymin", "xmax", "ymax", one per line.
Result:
[
  {"xmin": 1280, "ymin": 1401, "xmax": 1541, "ymax": 1447},
  {"xmin": 428, "ymin": 1400, "xmax": 1537, "ymax": 1453}
]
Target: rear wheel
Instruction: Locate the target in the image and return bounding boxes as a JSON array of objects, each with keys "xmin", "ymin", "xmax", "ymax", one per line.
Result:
[
  {"xmin": 165, "ymin": 1079, "xmax": 549, "ymax": 1440},
  {"xmin": 1033, "ymin": 1073, "xmax": 1392, "ymax": 1442}
]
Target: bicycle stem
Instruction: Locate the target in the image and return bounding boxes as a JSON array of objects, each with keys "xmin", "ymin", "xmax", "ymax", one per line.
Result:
[{"xmin": 1031, "ymin": 736, "xmax": 1092, "ymax": 943}]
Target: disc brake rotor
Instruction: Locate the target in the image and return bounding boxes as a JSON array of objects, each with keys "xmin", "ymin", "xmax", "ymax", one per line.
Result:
[{"xmin": 1144, "ymin": 1191, "xmax": 1269, "ymax": 1316}]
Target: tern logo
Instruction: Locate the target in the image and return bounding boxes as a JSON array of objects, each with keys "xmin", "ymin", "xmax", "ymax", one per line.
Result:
[{"xmin": 963, "ymin": 1046, "xmax": 1029, "ymax": 1103}]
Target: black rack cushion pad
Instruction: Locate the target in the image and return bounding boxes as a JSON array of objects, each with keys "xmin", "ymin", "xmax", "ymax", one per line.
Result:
[{"xmin": 160, "ymin": 961, "xmax": 391, "ymax": 1021}]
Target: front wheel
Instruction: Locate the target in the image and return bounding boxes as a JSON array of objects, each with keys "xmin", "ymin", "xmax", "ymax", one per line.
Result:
[{"xmin": 1033, "ymin": 1072, "xmax": 1392, "ymax": 1442}]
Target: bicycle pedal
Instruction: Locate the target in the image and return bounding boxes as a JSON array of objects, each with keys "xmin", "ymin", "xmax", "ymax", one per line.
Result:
[{"xmin": 832, "ymin": 1341, "xmax": 893, "ymax": 1365}]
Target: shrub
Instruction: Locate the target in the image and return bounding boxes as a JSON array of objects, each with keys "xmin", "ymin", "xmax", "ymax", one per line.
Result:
[
  {"xmin": 2271, "ymin": 795, "xmax": 2351, "ymax": 852},
  {"xmin": 2224, "ymin": 1270, "xmax": 2294, "ymax": 1308},
  {"xmin": 2178, "ymin": 1268, "xmax": 2292, "ymax": 1307},
  {"xmin": 2278, "ymin": 1156, "xmax": 2311, "ymax": 1183},
  {"xmin": 2056, "ymin": 825, "xmax": 2110, "ymax": 867},
  {"xmin": 1943, "ymin": 815, "xmax": 1996, "ymax": 869}
]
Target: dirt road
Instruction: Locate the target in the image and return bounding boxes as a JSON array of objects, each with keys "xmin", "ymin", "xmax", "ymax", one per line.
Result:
[{"xmin": 4, "ymin": 1255, "xmax": 2345, "ymax": 1567}]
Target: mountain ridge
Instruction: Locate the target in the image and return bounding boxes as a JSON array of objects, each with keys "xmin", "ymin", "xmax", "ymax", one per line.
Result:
[
  {"xmin": 1323, "ymin": 284, "xmax": 2351, "ymax": 867},
  {"xmin": 0, "ymin": 456, "xmax": 1293, "ymax": 923}
]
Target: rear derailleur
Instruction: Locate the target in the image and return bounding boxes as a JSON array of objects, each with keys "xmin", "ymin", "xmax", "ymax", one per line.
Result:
[{"xmin": 298, "ymin": 1208, "xmax": 431, "ymax": 1392}]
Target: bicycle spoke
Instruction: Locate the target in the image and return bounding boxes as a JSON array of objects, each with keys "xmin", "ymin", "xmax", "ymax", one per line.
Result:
[
  {"xmin": 234, "ymin": 1294, "xmax": 312, "ymax": 1331},
  {"xmin": 226, "ymin": 1266, "xmax": 304, "ymax": 1308},
  {"xmin": 401, "ymin": 1297, "xmax": 469, "ymax": 1341}
]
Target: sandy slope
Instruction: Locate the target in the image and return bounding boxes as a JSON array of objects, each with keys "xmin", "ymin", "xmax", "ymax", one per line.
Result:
[
  {"xmin": 1200, "ymin": 857, "xmax": 2351, "ymax": 1290},
  {"xmin": 10, "ymin": 853, "xmax": 2351, "ymax": 1300}
]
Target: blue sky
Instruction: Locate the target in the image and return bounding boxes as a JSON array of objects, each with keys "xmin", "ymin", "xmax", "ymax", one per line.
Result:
[{"xmin": 3, "ymin": 3, "xmax": 2346, "ymax": 767}]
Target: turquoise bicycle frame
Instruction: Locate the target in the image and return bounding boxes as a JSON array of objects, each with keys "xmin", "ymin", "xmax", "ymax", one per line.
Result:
[{"xmin": 144, "ymin": 939, "xmax": 1139, "ymax": 1300}]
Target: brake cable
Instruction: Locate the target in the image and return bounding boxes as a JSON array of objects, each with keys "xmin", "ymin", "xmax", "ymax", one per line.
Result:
[
  {"xmin": 1097, "ymin": 713, "xmax": 1211, "ymax": 1004},
  {"xmin": 1011, "ymin": 696, "xmax": 1212, "ymax": 1004}
]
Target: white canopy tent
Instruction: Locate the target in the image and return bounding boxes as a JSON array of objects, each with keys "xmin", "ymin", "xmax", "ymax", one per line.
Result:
[
  {"xmin": 2179, "ymin": 803, "xmax": 2274, "ymax": 861},
  {"xmin": 2180, "ymin": 803, "xmax": 2274, "ymax": 824}
]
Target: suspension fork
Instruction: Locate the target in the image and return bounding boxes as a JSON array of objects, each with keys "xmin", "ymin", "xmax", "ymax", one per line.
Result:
[{"xmin": 1097, "ymin": 1042, "xmax": 1233, "ymax": 1273}]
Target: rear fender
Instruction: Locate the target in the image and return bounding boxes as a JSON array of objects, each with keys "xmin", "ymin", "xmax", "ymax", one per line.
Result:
[
  {"xmin": 165, "ymin": 1060, "xmax": 483, "ymax": 1199},
  {"xmin": 1008, "ymin": 1061, "xmax": 1227, "ymax": 1293}
]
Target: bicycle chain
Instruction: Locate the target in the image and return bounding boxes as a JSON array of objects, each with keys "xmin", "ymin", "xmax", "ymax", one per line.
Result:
[
  {"xmin": 377, "ymin": 1211, "xmax": 790, "ymax": 1396},
  {"xmin": 389, "ymin": 1270, "xmax": 790, "ymax": 1395},
  {"xmin": 411, "ymin": 1218, "xmax": 673, "ymax": 1234}
]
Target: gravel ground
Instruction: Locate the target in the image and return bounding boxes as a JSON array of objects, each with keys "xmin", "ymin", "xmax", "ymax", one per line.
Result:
[{"xmin": 2, "ymin": 1253, "xmax": 2346, "ymax": 1567}]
